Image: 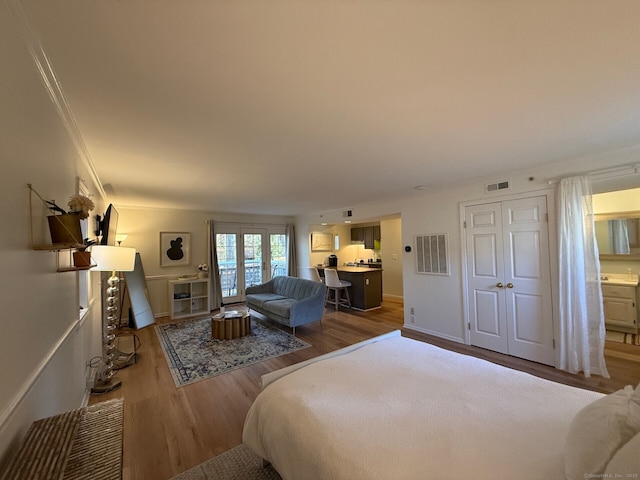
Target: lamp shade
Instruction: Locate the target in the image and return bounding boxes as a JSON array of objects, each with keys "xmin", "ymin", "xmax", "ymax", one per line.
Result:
[{"xmin": 90, "ymin": 245, "xmax": 136, "ymax": 272}]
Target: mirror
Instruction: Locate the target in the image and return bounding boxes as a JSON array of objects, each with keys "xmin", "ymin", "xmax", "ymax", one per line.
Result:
[{"xmin": 594, "ymin": 211, "xmax": 640, "ymax": 259}]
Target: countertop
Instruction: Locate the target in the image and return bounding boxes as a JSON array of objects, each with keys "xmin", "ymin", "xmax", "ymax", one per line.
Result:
[
  {"xmin": 317, "ymin": 266, "xmax": 383, "ymax": 273},
  {"xmin": 600, "ymin": 273, "xmax": 639, "ymax": 286}
]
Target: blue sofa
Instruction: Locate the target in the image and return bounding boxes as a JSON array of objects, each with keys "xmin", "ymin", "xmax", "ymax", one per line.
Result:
[{"xmin": 245, "ymin": 276, "xmax": 327, "ymax": 335}]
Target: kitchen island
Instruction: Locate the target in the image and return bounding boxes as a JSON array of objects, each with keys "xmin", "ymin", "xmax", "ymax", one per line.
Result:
[{"xmin": 318, "ymin": 266, "xmax": 383, "ymax": 311}]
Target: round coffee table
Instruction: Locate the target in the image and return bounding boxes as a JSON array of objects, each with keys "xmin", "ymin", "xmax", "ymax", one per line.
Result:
[{"xmin": 211, "ymin": 310, "xmax": 251, "ymax": 340}]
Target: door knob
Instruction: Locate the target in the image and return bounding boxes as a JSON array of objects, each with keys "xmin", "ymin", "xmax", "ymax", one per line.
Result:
[
  {"xmin": 506, "ymin": 283, "xmax": 514, "ymax": 288},
  {"xmin": 496, "ymin": 282, "xmax": 503, "ymax": 288}
]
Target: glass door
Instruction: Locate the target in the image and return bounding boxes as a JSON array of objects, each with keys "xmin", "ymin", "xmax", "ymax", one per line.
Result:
[
  {"xmin": 216, "ymin": 232, "xmax": 241, "ymax": 303},
  {"xmin": 216, "ymin": 226, "xmax": 288, "ymax": 304},
  {"xmin": 243, "ymin": 230, "xmax": 265, "ymax": 289},
  {"xmin": 270, "ymin": 233, "xmax": 287, "ymax": 278}
]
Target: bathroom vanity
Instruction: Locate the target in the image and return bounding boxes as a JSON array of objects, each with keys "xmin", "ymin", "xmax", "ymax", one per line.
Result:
[{"xmin": 600, "ymin": 273, "xmax": 639, "ymax": 334}]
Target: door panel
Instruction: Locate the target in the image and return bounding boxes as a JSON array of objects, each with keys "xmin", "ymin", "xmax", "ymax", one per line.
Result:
[
  {"xmin": 243, "ymin": 231, "xmax": 264, "ymax": 288},
  {"xmin": 475, "ymin": 291, "xmax": 502, "ymax": 335},
  {"xmin": 466, "ymin": 203, "xmax": 508, "ymax": 354},
  {"xmin": 472, "ymin": 234, "xmax": 499, "ymax": 277},
  {"xmin": 502, "ymin": 196, "xmax": 555, "ymax": 365}
]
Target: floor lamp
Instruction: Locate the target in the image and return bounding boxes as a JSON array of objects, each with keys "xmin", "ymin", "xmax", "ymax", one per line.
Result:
[{"xmin": 90, "ymin": 245, "xmax": 136, "ymax": 394}]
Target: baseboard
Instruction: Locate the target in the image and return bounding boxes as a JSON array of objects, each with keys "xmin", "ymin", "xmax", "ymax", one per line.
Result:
[{"xmin": 402, "ymin": 324, "xmax": 466, "ymax": 344}]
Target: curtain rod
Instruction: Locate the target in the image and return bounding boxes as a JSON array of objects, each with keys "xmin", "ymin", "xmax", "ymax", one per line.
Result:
[
  {"xmin": 547, "ymin": 163, "xmax": 640, "ymax": 184},
  {"xmin": 204, "ymin": 220, "xmax": 288, "ymax": 227}
]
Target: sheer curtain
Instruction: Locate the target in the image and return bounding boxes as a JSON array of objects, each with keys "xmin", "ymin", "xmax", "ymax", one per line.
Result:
[
  {"xmin": 208, "ymin": 221, "xmax": 223, "ymax": 310},
  {"xmin": 611, "ymin": 219, "xmax": 631, "ymax": 254},
  {"xmin": 286, "ymin": 223, "xmax": 298, "ymax": 276},
  {"xmin": 557, "ymin": 176, "xmax": 609, "ymax": 378}
]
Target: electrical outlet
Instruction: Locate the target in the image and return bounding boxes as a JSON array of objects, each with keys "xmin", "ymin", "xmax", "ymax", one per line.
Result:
[{"xmin": 410, "ymin": 307, "xmax": 414, "ymax": 315}]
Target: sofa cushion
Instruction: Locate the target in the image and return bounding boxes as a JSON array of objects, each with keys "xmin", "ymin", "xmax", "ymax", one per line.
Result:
[
  {"xmin": 263, "ymin": 298, "xmax": 297, "ymax": 319},
  {"xmin": 246, "ymin": 293, "xmax": 288, "ymax": 309},
  {"xmin": 272, "ymin": 276, "xmax": 323, "ymax": 301}
]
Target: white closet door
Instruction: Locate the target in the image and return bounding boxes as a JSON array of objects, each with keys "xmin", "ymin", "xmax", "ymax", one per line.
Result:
[
  {"xmin": 465, "ymin": 196, "xmax": 555, "ymax": 365},
  {"xmin": 502, "ymin": 196, "xmax": 555, "ymax": 365},
  {"xmin": 465, "ymin": 202, "xmax": 508, "ymax": 354}
]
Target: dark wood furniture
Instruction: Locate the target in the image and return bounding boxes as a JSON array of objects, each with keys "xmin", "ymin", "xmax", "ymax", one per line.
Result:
[{"xmin": 319, "ymin": 266, "xmax": 383, "ymax": 310}]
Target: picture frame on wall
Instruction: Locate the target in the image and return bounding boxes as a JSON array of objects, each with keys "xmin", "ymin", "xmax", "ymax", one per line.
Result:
[
  {"xmin": 160, "ymin": 232, "xmax": 191, "ymax": 267},
  {"xmin": 311, "ymin": 232, "xmax": 333, "ymax": 252}
]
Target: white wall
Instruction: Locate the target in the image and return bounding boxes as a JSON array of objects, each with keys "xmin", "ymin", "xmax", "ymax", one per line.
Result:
[
  {"xmin": 116, "ymin": 207, "xmax": 293, "ymax": 317},
  {"xmin": 380, "ymin": 218, "xmax": 403, "ymax": 298},
  {"xmin": 0, "ymin": 5, "xmax": 105, "ymax": 468},
  {"xmin": 593, "ymin": 187, "xmax": 640, "ymax": 213}
]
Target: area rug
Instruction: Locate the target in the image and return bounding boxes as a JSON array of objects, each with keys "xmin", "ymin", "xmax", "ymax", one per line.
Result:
[
  {"xmin": 170, "ymin": 445, "xmax": 281, "ymax": 480},
  {"xmin": 156, "ymin": 317, "xmax": 310, "ymax": 387},
  {"xmin": 606, "ymin": 330, "xmax": 640, "ymax": 346}
]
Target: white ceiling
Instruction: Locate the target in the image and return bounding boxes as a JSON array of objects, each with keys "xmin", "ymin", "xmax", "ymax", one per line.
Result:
[{"xmin": 19, "ymin": 0, "xmax": 640, "ymax": 215}]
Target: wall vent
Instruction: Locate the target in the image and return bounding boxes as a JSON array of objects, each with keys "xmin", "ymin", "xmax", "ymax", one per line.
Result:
[
  {"xmin": 342, "ymin": 210, "xmax": 353, "ymax": 218},
  {"xmin": 415, "ymin": 233, "xmax": 449, "ymax": 276},
  {"xmin": 485, "ymin": 180, "xmax": 510, "ymax": 193}
]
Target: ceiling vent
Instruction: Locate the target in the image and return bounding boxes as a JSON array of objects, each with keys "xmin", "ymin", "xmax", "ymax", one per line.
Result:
[
  {"xmin": 485, "ymin": 180, "xmax": 510, "ymax": 193},
  {"xmin": 342, "ymin": 210, "xmax": 353, "ymax": 218}
]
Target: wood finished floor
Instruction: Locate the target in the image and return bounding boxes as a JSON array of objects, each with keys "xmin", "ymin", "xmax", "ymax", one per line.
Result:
[{"xmin": 89, "ymin": 297, "xmax": 640, "ymax": 480}]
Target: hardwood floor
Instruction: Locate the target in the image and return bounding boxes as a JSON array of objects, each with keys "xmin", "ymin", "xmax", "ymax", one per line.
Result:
[{"xmin": 89, "ymin": 297, "xmax": 640, "ymax": 480}]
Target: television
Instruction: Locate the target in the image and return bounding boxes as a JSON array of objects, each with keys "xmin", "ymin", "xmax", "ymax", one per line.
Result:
[{"xmin": 99, "ymin": 204, "xmax": 119, "ymax": 246}]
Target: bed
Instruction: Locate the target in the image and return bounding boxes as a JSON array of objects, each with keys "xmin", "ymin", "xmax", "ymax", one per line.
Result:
[{"xmin": 243, "ymin": 331, "xmax": 640, "ymax": 480}]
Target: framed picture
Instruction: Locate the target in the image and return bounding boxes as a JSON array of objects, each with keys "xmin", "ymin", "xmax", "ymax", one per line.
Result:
[
  {"xmin": 160, "ymin": 232, "xmax": 191, "ymax": 267},
  {"xmin": 311, "ymin": 232, "xmax": 333, "ymax": 252}
]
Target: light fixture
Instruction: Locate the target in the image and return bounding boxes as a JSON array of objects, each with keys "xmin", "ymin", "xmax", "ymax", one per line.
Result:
[
  {"xmin": 115, "ymin": 234, "xmax": 128, "ymax": 246},
  {"xmin": 90, "ymin": 245, "xmax": 136, "ymax": 393}
]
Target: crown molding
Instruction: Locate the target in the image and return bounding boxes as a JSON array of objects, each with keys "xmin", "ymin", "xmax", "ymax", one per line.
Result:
[{"xmin": 4, "ymin": 0, "xmax": 107, "ymax": 202}]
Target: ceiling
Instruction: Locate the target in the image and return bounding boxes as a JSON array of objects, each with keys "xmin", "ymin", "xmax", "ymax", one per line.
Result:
[{"xmin": 18, "ymin": 1, "xmax": 640, "ymax": 215}]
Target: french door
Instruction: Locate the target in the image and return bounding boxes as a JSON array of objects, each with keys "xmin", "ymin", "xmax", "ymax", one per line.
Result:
[
  {"xmin": 215, "ymin": 226, "xmax": 287, "ymax": 304},
  {"xmin": 464, "ymin": 196, "xmax": 555, "ymax": 365}
]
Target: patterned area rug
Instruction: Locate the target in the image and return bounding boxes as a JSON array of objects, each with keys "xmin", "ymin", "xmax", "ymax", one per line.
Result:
[
  {"xmin": 606, "ymin": 330, "xmax": 640, "ymax": 346},
  {"xmin": 170, "ymin": 445, "xmax": 281, "ymax": 480},
  {"xmin": 156, "ymin": 317, "xmax": 310, "ymax": 387}
]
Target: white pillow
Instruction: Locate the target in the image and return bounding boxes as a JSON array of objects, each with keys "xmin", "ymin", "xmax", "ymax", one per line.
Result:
[
  {"xmin": 565, "ymin": 383, "xmax": 640, "ymax": 479},
  {"xmin": 604, "ymin": 431, "xmax": 640, "ymax": 476}
]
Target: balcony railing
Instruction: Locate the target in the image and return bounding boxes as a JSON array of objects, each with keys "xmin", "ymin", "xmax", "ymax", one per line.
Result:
[{"xmin": 218, "ymin": 261, "xmax": 287, "ymax": 297}]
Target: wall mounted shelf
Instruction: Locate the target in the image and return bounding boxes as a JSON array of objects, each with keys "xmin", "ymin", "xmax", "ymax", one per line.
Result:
[{"xmin": 28, "ymin": 184, "xmax": 92, "ymax": 272}]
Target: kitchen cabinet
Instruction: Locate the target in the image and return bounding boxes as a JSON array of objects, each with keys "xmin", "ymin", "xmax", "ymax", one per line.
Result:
[
  {"xmin": 351, "ymin": 226, "xmax": 380, "ymax": 249},
  {"xmin": 363, "ymin": 227, "xmax": 374, "ymax": 249}
]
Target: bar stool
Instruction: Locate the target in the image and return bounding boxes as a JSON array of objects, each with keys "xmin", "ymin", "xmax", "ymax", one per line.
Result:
[
  {"xmin": 324, "ymin": 269, "xmax": 351, "ymax": 310},
  {"xmin": 308, "ymin": 267, "xmax": 323, "ymax": 283}
]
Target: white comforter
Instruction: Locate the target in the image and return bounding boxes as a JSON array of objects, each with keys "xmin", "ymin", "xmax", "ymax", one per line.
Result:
[{"xmin": 243, "ymin": 335, "xmax": 603, "ymax": 480}]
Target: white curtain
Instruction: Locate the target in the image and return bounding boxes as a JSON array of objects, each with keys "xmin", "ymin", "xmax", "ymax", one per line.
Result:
[
  {"xmin": 557, "ymin": 176, "xmax": 609, "ymax": 378},
  {"xmin": 610, "ymin": 219, "xmax": 631, "ymax": 254}
]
